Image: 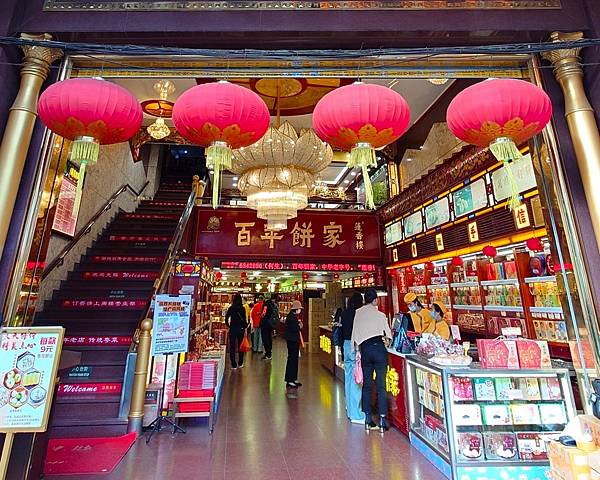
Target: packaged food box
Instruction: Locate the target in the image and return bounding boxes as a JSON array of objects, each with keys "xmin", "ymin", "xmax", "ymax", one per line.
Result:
[
  {"xmin": 483, "ymin": 432, "xmax": 517, "ymax": 460},
  {"xmin": 511, "ymin": 404, "xmax": 541, "ymax": 425},
  {"xmin": 453, "ymin": 404, "xmax": 482, "ymax": 426},
  {"xmin": 517, "ymin": 378, "xmax": 541, "ymax": 400},
  {"xmin": 495, "ymin": 378, "xmax": 521, "ymax": 400},
  {"xmin": 450, "ymin": 376, "xmax": 474, "ymax": 401},
  {"xmin": 477, "ymin": 339, "xmax": 520, "ymax": 369},
  {"xmin": 539, "ymin": 403, "xmax": 567, "ymax": 425},
  {"xmin": 456, "ymin": 432, "xmax": 483, "ymax": 462},
  {"xmin": 517, "ymin": 432, "xmax": 549, "ymax": 460},
  {"xmin": 473, "ymin": 377, "xmax": 496, "ymax": 401},
  {"xmin": 515, "ymin": 339, "xmax": 552, "ymax": 369},
  {"xmin": 482, "ymin": 404, "xmax": 512, "ymax": 426},
  {"xmin": 548, "ymin": 440, "xmax": 591, "ymax": 480},
  {"xmin": 539, "ymin": 377, "xmax": 563, "ymax": 400}
]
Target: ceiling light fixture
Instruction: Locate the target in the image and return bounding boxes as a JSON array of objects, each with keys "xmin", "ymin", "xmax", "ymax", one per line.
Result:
[
  {"xmin": 428, "ymin": 78, "xmax": 449, "ymax": 85},
  {"xmin": 146, "ymin": 80, "xmax": 176, "ymax": 140}
]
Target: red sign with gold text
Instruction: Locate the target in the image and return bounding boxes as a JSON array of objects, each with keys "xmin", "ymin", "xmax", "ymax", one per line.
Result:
[{"xmin": 195, "ymin": 208, "xmax": 381, "ymax": 262}]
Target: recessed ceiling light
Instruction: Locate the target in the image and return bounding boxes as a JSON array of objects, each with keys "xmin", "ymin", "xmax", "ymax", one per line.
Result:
[
  {"xmin": 351, "ymin": 172, "xmax": 357, "ymax": 176},
  {"xmin": 344, "ymin": 180, "xmax": 350, "ymax": 184},
  {"xmin": 419, "ymin": 146, "xmax": 424, "ymax": 150},
  {"xmin": 406, "ymin": 158, "xmax": 413, "ymax": 162},
  {"xmin": 232, "ymin": 183, "xmax": 238, "ymax": 187},
  {"xmin": 233, "ymin": 176, "xmax": 238, "ymax": 181}
]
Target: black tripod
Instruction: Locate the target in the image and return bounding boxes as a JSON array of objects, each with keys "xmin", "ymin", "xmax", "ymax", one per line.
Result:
[{"xmin": 145, "ymin": 353, "xmax": 186, "ymax": 444}]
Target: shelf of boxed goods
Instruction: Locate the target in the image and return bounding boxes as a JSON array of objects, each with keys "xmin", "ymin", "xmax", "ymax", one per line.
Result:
[{"xmin": 448, "ymin": 264, "xmax": 488, "ymax": 337}]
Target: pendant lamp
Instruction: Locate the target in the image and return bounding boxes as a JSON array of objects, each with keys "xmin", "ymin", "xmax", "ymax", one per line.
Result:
[
  {"xmin": 446, "ymin": 79, "xmax": 552, "ymax": 210},
  {"xmin": 38, "ymin": 78, "xmax": 143, "ymax": 216},
  {"xmin": 313, "ymin": 82, "xmax": 411, "ymax": 209},
  {"xmin": 172, "ymin": 81, "xmax": 270, "ymax": 207}
]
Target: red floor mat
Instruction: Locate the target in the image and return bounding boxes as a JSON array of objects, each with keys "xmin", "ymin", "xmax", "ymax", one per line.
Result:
[{"xmin": 44, "ymin": 432, "xmax": 137, "ymax": 476}]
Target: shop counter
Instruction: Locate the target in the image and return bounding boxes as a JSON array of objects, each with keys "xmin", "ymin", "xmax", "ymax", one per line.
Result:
[
  {"xmin": 318, "ymin": 326, "xmax": 335, "ymax": 374},
  {"xmin": 404, "ymin": 355, "xmax": 577, "ymax": 479},
  {"xmin": 386, "ymin": 349, "xmax": 410, "ymax": 436}
]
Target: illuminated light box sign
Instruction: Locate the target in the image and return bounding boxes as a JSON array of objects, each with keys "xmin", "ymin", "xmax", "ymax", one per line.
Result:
[
  {"xmin": 196, "ymin": 208, "xmax": 381, "ymax": 262},
  {"xmin": 220, "ymin": 261, "xmax": 377, "ymax": 272}
]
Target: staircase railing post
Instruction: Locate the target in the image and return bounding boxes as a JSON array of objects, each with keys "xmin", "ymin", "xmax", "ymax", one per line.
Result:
[{"xmin": 127, "ymin": 318, "xmax": 153, "ymax": 435}]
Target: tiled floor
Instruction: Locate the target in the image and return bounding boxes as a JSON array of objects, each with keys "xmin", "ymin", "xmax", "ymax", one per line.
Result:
[{"xmin": 51, "ymin": 340, "xmax": 445, "ymax": 479}]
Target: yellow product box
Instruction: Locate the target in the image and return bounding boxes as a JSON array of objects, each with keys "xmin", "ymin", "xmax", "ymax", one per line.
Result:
[
  {"xmin": 548, "ymin": 440, "xmax": 591, "ymax": 480},
  {"xmin": 581, "ymin": 416, "xmax": 600, "ymax": 446}
]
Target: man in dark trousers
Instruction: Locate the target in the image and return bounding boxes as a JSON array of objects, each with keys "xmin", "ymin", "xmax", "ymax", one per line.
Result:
[{"xmin": 260, "ymin": 293, "xmax": 277, "ymax": 360}]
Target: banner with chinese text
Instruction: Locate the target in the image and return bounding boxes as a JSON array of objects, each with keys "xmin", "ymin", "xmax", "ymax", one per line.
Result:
[
  {"xmin": 195, "ymin": 208, "xmax": 381, "ymax": 262},
  {"xmin": 0, "ymin": 327, "xmax": 64, "ymax": 432}
]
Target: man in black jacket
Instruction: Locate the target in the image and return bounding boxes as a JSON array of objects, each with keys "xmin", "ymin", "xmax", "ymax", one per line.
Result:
[{"xmin": 283, "ymin": 300, "xmax": 303, "ymax": 388}]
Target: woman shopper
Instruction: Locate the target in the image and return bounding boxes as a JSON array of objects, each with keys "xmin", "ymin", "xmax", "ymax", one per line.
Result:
[
  {"xmin": 225, "ymin": 293, "xmax": 248, "ymax": 369},
  {"xmin": 351, "ymin": 288, "xmax": 392, "ymax": 433},
  {"xmin": 341, "ymin": 292, "xmax": 365, "ymax": 424},
  {"xmin": 283, "ymin": 300, "xmax": 303, "ymax": 388}
]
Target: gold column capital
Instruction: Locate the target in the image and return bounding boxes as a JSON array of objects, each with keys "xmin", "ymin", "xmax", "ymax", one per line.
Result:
[
  {"xmin": 542, "ymin": 32, "xmax": 584, "ymax": 83},
  {"xmin": 18, "ymin": 33, "xmax": 63, "ymax": 80}
]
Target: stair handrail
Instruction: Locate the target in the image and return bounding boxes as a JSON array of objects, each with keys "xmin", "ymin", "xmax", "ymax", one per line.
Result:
[{"xmin": 41, "ymin": 181, "xmax": 150, "ymax": 281}]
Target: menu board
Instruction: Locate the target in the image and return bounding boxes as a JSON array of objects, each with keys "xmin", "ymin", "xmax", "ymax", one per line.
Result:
[
  {"xmin": 385, "ymin": 220, "xmax": 402, "ymax": 246},
  {"xmin": 492, "ymin": 154, "xmax": 537, "ymax": 202},
  {"xmin": 151, "ymin": 295, "xmax": 192, "ymax": 355},
  {"xmin": 51, "ymin": 161, "xmax": 81, "ymax": 238},
  {"xmin": 403, "ymin": 211, "xmax": 423, "ymax": 238},
  {"xmin": 425, "ymin": 197, "xmax": 451, "ymax": 230},
  {"xmin": 0, "ymin": 327, "xmax": 64, "ymax": 432},
  {"xmin": 453, "ymin": 178, "xmax": 488, "ymax": 218}
]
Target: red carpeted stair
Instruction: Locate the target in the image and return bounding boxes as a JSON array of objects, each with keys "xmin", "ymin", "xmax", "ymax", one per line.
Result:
[{"xmin": 34, "ymin": 180, "xmax": 191, "ymax": 439}]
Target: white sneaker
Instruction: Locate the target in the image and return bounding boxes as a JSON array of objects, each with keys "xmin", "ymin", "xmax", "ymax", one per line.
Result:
[{"xmin": 351, "ymin": 418, "xmax": 366, "ymax": 425}]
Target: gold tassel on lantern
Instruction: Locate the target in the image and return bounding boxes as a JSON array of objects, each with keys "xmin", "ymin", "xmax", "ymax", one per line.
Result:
[
  {"xmin": 70, "ymin": 136, "xmax": 100, "ymax": 217},
  {"xmin": 206, "ymin": 140, "xmax": 233, "ymax": 208},
  {"xmin": 489, "ymin": 136, "xmax": 523, "ymax": 211},
  {"xmin": 350, "ymin": 142, "xmax": 377, "ymax": 210}
]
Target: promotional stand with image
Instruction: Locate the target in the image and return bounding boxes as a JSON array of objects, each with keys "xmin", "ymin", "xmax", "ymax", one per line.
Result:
[{"xmin": 145, "ymin": 294, "xmax": 191, "ymax": 444}]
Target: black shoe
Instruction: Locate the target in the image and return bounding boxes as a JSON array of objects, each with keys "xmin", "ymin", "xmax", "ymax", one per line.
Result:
[
  {"xmin": 379, "ymin": 416, "xmax": 390, "ymax": 433},
  {"xmin": 365, "ymin": 420, "xmax": 378, "ymax": 431},
  {"xmin": 265, "ymin": 355, "xmax": 272, "ymax": 360},
  {"xmin": 286, "ymin": 382, "xmax": 299, "ymax": 388}
]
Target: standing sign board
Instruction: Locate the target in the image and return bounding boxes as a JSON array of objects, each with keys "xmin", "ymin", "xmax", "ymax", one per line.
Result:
[
  {"xmin": 0, "ymin": 327, "xmax": 64, "ymax": 432},
  {"xmin": 150, "ymin": 295, "xmax": 191, "ymax": 355}
]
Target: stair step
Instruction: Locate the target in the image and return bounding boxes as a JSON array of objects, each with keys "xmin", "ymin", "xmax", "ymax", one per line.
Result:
[
  {"xmin": 53, "ymin": 401, "xmax": 121, "ymax": 420},
  {"xmin": 104, "ymin": 234, "xmax": 171, "ymax": 243},
  {"xmin": 38, "ymin": 309, "xmax": 142, "ymax": 320},
  {"xmin": 86, "ymin": 254, "xmax": 164, "ymax": 265},
  {"xmin": 76, "ymin": 262, "xmax": 162, "ymax": 272},
  {"xmin": 108, "ymin": 224, "xmax": 178, "ymax": 234},
  {"xmin": 119, "ymin": 212, "xmax": 180, "ymax": 221},
  {"xmin": 90, "ymin": 245, "xmax": 170, "ymax": 255},
  {"xmin": 60, "ymin": 364, "xmax": 125, "ymax": 382},
  {"xmin": 55, "ymin": 288, "xmax": 150, "ymax": 299},
  {"xmin": 72, "ymin": 271, "xmax": 158, "ymax": 281},
  {"xmin": 49, "ymin": 422, "xmax": 128, "ymax": 438},
  {"xmin": 58, "ymin": 299, "xmax": 147, "ymax": 310},
  {"xmin": 75, "ymin": 349, "xmax": 130, "ymax": 366}
]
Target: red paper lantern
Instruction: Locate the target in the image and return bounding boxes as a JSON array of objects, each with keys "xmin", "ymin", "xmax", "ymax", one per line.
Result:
[
  {"xmin": 424, "ymin": 261, "xmax": 435, "ymax": 271},
  {"xmin": 215, "ymin": 271, "xmax": 223, "ymax": 281},
  {"xmin": 240, "ymin": 271, "xmax": 248, "ymax": 279},
  {"xmin": 294, "ymin": 280, "xmax": 299, "ymax": 286},
  {"xmin": 526, "ymin": 237, "xmax": 544, "ymax": 252},
  {"xmin": 313, "ymin": 83, "xmax": 410, "ymax": 209},
  {"xmin": 333, "ymin": 273, "xmax": 340, "ymax": 280},
  {"xmin": 38, "ymin": 78, "xmax": 142, "ymax": 215},
  {"xmin": 172, "ymin": 81, "xmax": 270, "ymax": 207},
  {"xmin": 451, "ymin": 256, "xmax": 464, "ymax": 267},
  {"xmin": 482, "ymin": 245, "xmax": 497, "ymax": 258},
  {"xmin": 302, "ymin": 272, "xmax": 309, "ymax": 281},
  {"xmin": 447, "ymin": 79, "xmax": 552, "ymax": 210}
]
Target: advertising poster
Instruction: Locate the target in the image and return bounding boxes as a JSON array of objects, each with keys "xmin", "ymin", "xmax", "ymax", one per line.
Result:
[
  {"xmin": 51, "ymin": 161, "xmax": 81, "ymax": 238},
  {"xmin": 492, "ymin": 154, "xmax": 537, "ymax": 202},
  {"xmin": 385, "ymin": 220, "xmax": 402, "ymax": 246},
  {"xmin": 453, "ymin": 178, "xmax": 488, "ymax": 218},
  {"xmin": 151, "ymin": 295, "xmax": 191, "ymax": 356},
  {"xmin": 425, "ymin": 197, "xmax": 451, "ymax": 230},
  {"xmin": 403, "ymin": 211, "xmax": 423, "ymax": 238},
  {"xmin": 0, "ymin": 327, "xmax": 64, "ymax": 432}
]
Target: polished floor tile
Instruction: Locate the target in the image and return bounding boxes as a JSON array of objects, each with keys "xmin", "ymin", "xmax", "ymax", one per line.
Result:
[{"xmin": 47, "ymin": 339, "xmax": 444, "ymax": 480}]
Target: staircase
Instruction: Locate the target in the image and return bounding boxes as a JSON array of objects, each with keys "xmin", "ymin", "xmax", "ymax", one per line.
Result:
[{"xmin": 34, "ymin": 180, "xmax": 191, "ymax": 438}]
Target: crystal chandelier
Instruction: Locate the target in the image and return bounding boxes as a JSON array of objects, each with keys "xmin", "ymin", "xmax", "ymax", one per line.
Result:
[
  {"xmin": 232, "ymin": 122, "xmax": 333, "ymax": 231},
  {"xmin": 147, "ymin": 80, "xmax": 175, "ymax": 140},
  {"xmin": 312, "ymin": 176, "xmax": 347, "ymax": 201}
]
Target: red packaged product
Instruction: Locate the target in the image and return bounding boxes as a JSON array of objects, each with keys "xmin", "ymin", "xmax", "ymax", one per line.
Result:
[
  {"xmin": 451, "ymin": 377, "xmax": 474, "ymax": 401},
  {"xmin": 477, "ymin": 339, "xmax": 520, "ymax": 369},
  {"xmin": 516, "ymin": 339, "xmax": 551, "ymax": 369}
]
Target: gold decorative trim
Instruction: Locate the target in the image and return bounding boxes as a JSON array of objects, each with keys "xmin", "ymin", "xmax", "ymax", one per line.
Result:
[{"xmin": 43, "ymin": 0, "xmax": 561, "ymax": 10}]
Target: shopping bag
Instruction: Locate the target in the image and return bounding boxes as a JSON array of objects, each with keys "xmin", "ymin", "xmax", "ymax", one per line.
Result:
[
  {"xmin": 299, "ymin": 332, "xmax": 305, "ymax": 349},
  {"xmin": 354, "ymin": 352, "xmax": 363, "ymax": 385},
  {"xmin": 239, "ymin": 334, "xmax": 251, "ymax": 352}
]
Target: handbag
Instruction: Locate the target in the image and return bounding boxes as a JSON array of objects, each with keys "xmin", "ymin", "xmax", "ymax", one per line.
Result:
[
  {"xmin": 354, "ymin": 352, "xmax": 363, "ymax": 385},
  {"xmin": 239, "ymin": 334, "xmax": 251, "ymax": 352},
  {"xmin": 332, "ymin": 325, "xmax": 343, "ymax": 347}
]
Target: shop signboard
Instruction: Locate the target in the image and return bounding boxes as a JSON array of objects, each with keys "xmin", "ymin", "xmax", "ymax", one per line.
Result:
[
  {"xmin": 425, "ymin": 197, "xmax": 450, "ymax": 230},
  {"xmin": 453, "ymin": 178, "xmax": 488, "ymax": 218},
  {"xmin": 150, "ymin": 295, "xmax": 192, "ymax": 356},
  {"xmin": 0, "ymin": 327, "xmax": 64, "ymax": 432},
  {"xmin": 403, "ymin": 211, "xmax": 423, "ymax": 238},
  {"xmin": 435, "ymin": 233, "xmax": 444, "ymax": 251},
  {"xmin": 385, "ymin": 220, "xmax": 402, "ymax": 246},
  {"xmin": 492, "ymin": 154, "xmax": 537, "ymax": 202},
  {"xmin": 195, "ymin": 208, "xmax": 381, "ymax": 262},
  {"xmin": 220, "ymin": 261, "xmax": 377, "ymax": 272}
]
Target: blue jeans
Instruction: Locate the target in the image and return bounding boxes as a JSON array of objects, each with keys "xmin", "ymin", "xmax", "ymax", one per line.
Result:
[
  {"xmin": 251, "ymin": 327, "xmax": 263, "ymax": 352},
  {"xmin": 344, "ymin": 340, "xmax": 365, "ymax": 422}
]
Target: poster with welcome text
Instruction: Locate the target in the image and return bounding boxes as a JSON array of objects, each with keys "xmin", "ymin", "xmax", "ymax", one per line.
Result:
[{"xmin": 0, "ymin": 327, "xmax": 64, "ymax": 432}]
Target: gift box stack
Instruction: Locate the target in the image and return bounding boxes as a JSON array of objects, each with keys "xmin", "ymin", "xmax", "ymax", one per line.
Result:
[
  {"xmin": 176, "ymin": 360, "xmax": 218, "ymax": 413},
  {"xmin": 548, "ymin": 416, "xmax": 600, "ymax": 480},
  {"xmin": 477, "ymin": 338, "xmax": 552, "ymax": 369}
]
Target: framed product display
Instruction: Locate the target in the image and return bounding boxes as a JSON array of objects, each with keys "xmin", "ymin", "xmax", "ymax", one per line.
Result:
[
  {"xmin": 405, "ymin": 356, "xmax": 576, "ymax": 480},
  {"xmin": 0, "ymin": 327, "xmax": 65, "ymax": 432}
]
